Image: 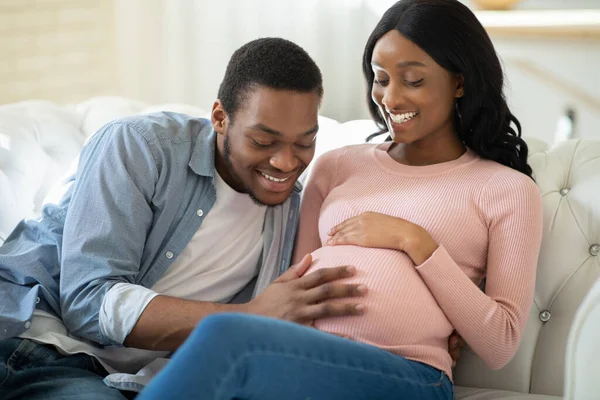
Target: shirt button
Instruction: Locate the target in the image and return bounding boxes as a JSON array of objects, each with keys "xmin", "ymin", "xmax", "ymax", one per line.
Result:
[
  {"xmin": 36, "ymin": 297, "xmax": 40, "ymax": 304},
  {"xmin": 590, "ymin": 244, "xmax": 600, "ymax": 256},
  {"xmin": 196, "ymin": 209, "xmax": 204, "ymax": 217},
  {"xmin": 539, "ymin": 310, "xmax": 551, "ymax": 322},
  {"xmin": 165, "ymin": 251, "xmax": 174, "ymax": 259},
  {"xmin": 24, "ymin": 321, "xmax": 32, "ymax": 329},
  {"xmin": 559, "ymin": 188, "xmax": 570, "ymax": 196}
]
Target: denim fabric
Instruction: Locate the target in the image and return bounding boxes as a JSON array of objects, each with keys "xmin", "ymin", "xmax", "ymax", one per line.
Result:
[
  {"xmin": 139, "ymin": 313, "xmax": 454, "ymax": 400},
  {"xmin": 0, "ymin": 338, "xmax": 134, "ymax": 399},
  {"xmin": 0, "ymin": 112, "xmax": 301, "ymax": 347}
]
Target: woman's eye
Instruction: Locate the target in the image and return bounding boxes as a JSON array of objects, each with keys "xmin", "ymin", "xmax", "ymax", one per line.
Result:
[
  {"xmin": 405, "ymin": 79, "xmax": 424, "ymax": 87},
  {"xmin": 374, "ymin": 78, "xmax": 389, "ymax": 86}
]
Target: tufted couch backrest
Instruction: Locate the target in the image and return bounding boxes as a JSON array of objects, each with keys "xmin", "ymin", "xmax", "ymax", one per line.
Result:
[
  {"xmin": 452, "ymin": 140, "xmax": 600, "ymax": 396},
  {"xmin": 0, "ymin": 97, "xmax": 598, "ymax": 397},
  {"xmin": 0, "ymin": 97, "xmax": 210, "ymax": 241}
]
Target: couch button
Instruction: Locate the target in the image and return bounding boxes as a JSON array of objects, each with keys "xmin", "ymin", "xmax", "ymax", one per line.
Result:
[
  {"xmin": 539, "ymin": 310, "xmax": 551, "ymax": 322},
  {"xmin": 165, "ymin": 251, "xmax": 174, "ymax": 259},
  {"xmin": 590, "ymin": 244, "xmax": 600, "ymax": 256},
  {"xmin": 559, "ymin": 188, "xmax": 570, "ymax": 196}
]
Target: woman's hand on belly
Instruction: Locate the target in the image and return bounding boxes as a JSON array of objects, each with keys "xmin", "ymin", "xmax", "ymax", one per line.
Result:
[{"xmin": 325, "ymin": 212, "xmax": 439, "ymax": 265}]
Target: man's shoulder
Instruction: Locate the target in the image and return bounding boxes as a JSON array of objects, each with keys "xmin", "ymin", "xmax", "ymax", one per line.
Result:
[{"xmin": 106, "ymin": 112, "xmax": 212, "ymax": 146}]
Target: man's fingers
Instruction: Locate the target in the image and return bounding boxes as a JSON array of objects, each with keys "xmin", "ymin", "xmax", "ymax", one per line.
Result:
[
  {"xmin": 449, "ymin": 336, "xmax": 458, "ymax": 349},
  {"xmin": 296, "ymin": 302, "xmax": 364, "ymax": 321},
  {"xmin": 275, "ymin": 254, "xmax": 312, "ymax": 283},
  {"xmin": 298, "ymin": 266, "xmax": 356, "ymax": 289},
  {"xmin": 304, "ymin": 283, "xmax": 367, "ymax": 303},
  {"xmin": 449, "ymin": 347, "xmax": 460, "ymax": 362}
]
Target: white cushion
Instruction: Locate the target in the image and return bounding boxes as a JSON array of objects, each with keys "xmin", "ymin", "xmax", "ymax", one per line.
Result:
[
  {"xmin": 455, "ymin": 386, "xmax": 561, "ymax": 399},
  {"xmin": 0, "ymin": 101, "xmax": 84, "ymax": 240}
]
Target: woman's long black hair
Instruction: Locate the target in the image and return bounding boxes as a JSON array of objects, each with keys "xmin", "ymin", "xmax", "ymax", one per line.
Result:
[{"xmin": 363, "ymin": 0, "xmax": 532, "ymax": 178}]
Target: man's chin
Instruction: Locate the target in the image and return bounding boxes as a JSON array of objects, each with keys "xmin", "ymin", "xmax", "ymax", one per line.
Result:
[{"xmin": 249, "ymin": 189, "xmax": 294, "ymax": 207}]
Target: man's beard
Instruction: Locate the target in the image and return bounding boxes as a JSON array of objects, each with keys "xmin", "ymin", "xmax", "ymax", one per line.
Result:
[{"xmin": 223, "ymin": 135, "xmax": 267, "ymax": 207}]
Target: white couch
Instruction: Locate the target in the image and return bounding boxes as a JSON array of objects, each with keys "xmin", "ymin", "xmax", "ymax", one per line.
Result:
[{"xmin": 1, "ymin": 97, "xmax": 598, "ymax": 399}]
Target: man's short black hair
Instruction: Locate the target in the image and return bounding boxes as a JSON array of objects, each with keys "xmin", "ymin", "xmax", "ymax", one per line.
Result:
[{"xmin": 218, "ymin": 37, "xmax": 323, "ymax": 120}]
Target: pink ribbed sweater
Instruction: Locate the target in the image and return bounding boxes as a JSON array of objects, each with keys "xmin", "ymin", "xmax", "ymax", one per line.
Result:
[{"xmin": 292, "ymin": 142, "xmax": 543, "ymax": 380}]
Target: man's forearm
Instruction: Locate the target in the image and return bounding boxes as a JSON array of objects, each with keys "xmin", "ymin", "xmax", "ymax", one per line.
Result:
[{"xmin": 124, "ymin": 295, "xmax": 248, "ymax": 351}]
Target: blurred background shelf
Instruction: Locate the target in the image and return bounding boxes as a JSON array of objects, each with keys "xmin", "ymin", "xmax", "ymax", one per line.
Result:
[{"xmin": 476, "ymin": 9, "xmax": 600, "ymax": 38}]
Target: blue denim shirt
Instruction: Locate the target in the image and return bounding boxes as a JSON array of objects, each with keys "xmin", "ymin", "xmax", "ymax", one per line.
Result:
[{"xmin": 0, "ymin": 112, "xmax": 300, "ymax": 345}]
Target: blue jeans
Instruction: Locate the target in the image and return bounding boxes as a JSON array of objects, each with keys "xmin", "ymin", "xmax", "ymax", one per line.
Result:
[
  {"xmin": 139, "ymin": 313, "xmax": 454, "ymax": 400},
  {"xmin": 0, "ymin": 338, "xmax": 131, "ymax": 399}
]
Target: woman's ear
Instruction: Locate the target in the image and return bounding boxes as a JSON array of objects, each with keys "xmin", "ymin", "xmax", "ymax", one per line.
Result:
[{"xmin": 455, "ymin": 75, "xmax": 465, "ymax": 98}]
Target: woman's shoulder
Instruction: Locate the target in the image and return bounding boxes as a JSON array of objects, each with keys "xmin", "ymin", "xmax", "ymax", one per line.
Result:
[
  {"xmin": 316, "ymin": 143, "xmax": 378, "ymax": 164},
  {"xmin": 475, "ymin": 158, "xmax": 541, "ymax": 208},
  {"xmin": 477, "ymin": 158, "xmax": 537, "ymax": 189}
]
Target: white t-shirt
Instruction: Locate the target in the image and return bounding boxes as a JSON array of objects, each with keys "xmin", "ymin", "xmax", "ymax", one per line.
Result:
[{"xmin": 20, "ymin": 171, "xmax": 267, "ymax": 380}]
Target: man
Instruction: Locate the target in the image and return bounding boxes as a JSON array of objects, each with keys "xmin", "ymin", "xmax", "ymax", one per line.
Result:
[{"xmin": 0, "ymin": 38, "xmax": 365, "ymax": 399}]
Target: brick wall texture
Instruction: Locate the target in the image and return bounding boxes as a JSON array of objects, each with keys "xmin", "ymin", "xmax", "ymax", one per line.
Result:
[{"xmin": 0, "ymin": 0, "xmax": 117, "ymax": 104}]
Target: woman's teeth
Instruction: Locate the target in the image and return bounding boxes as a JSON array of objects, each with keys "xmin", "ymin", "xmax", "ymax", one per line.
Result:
[
  {"xmin": 260, "ymin": 172, "xmax": 290, "ymax": 183},
  {"xmin": 389, "ymin": 112, "xmax": 418, "ymax": 124}
]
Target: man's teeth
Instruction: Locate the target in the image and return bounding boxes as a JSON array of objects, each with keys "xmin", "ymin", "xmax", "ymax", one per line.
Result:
[
  {"xmin": 389, "ymin": 112, "xmax": 418, "ymax": 124},
  {"xmin": 260, "ymin": 172, "xmax": 290, "ymax": 183}
]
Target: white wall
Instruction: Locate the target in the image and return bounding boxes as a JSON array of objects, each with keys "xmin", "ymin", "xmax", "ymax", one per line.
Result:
[
  {"xmin": 461, "ymin": 0, "xmax": 600, "ymax": 9},
  {"xmin": 495, "ymin": 37, "xmax": 600, "ymax": 142},
  {"xmin": 114, "ymin": 0, "xmax": 379, "ymax": 124},
  {"xmin": 1, "ymin": 0, "xmax": 598, "ymax": 142}
]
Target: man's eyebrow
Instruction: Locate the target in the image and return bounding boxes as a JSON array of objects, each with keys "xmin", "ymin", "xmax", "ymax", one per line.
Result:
[
  {"xmin": 250, "ymin": 124, "xmax": 282, "ymax": 137},
  {"xmin": 249, "ymin": 124, "xmax": 319, "ymax": 137},
  {"xmin": 301, "ymin": 125, "xmax": 319, "ymax": 137}
]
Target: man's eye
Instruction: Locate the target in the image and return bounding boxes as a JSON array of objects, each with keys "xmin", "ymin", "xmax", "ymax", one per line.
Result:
[
  {"xmin": 296, "ymin": 142, "xmax": 315, "ymax": 150},
  {"xmin": 252, "ymin": 140, "xmax": 275, "ymax": 149}
]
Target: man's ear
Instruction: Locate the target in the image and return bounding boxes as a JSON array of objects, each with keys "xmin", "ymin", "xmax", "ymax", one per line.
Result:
[{"xmin": 211, "ymin": 100, "xmax": 228, "ymax": 135}]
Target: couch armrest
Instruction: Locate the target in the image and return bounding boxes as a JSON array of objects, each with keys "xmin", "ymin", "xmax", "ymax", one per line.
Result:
[{"xmin": 564, "ymin": 277, "xmax": 600, "ymax": 400}]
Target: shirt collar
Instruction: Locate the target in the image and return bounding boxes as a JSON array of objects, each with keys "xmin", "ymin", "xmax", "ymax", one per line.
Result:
[{"xmin": 189, "ymin": 122, "xmax": 217, "ymax": 178}]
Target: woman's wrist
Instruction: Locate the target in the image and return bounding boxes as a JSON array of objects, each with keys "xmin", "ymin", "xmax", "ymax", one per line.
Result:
[{"xmin": 403, "ymin": 224, "xmax": 439, "ymax": 266}]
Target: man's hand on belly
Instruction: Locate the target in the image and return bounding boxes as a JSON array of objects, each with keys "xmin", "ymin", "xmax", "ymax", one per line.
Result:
[{"xmin": 245, "ymin": 254, "xmax": 367, "ymax": 324}]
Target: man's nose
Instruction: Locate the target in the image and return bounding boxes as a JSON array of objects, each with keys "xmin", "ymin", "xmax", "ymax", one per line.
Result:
[{"xmin": 270, "ymin": 146, "xmax": 299, "ymax": 173}]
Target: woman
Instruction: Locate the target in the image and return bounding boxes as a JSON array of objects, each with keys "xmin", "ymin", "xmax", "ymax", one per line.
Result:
[{"xmin": 138, "ymin": 0, "xmax": 543, "ymax": 398}]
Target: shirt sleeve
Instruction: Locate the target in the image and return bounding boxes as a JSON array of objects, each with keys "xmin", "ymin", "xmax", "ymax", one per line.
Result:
[
  {"xmin": 292, "ymin": 147, "xmax": 345, "ymax": 264},
  {"xmin": 100, "ymin": 282, "xmax": 159, "ymax": 344},
  {"xmin": 415, "ymin": 170, "xmax": 543, "ymax": 369},
  {"xmin": 59, "ymin": 121, "xmax": 159, "ymax": 346}
]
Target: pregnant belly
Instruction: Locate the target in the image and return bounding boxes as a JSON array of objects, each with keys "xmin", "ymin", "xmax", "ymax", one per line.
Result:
[{"xmin": 307, "ymin": 245, "xmax": 452, "ymax": 347}]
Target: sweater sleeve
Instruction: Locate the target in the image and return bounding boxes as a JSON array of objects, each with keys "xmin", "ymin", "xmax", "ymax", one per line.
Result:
[
  {"xmin": 415, "ymin": 170, "xmax": 543, "ymax": 369},
  {"xmin": 292, "ymin": 148, "xmax": 344, "ymax": 264}
]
